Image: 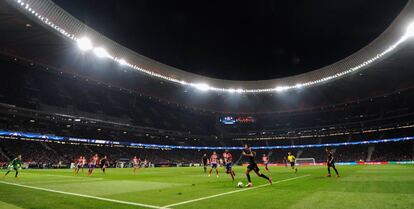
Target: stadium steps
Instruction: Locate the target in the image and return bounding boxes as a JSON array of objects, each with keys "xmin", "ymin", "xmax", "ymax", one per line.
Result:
[
  {"xmin": 0, "ymin": 147, "xmax": 10, "ymax": 162},
  {"xmin": 412, "ymin": 144, "xmax": 414, "ymax": 159},
  {"xmin": 40, "ymin": 142, "xmax": 64, "ymax": 160},
  {"xmin": 85, "ymin": 145, "xmax": 96, "ymax": 154}
]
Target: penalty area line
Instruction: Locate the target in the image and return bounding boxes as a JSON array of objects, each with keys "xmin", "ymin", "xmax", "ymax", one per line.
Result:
[
  {"xmin": 0, "ymin": 181, "xmax": 166, "ymax": 209},
  {"xmin": 162, "ymin": 174, "xmax": 311, "ymax": 208}
]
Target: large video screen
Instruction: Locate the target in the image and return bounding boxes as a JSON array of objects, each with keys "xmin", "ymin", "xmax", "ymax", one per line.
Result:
[
  {"xmin": 220, "ymin": 116, "xmax": 236, "ymax": 125},
  {"xmin": 219, "ymin": 116, "xmax": 255, "ymax": 125}
]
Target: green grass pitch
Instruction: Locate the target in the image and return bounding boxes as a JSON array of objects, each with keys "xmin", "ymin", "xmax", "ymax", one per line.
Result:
[{"xmin": 1, "ymin": 165, "xmax": 414, "ymax": 209}]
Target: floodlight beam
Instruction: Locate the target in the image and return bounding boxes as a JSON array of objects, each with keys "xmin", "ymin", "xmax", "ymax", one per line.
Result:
[
  {"xmin": 93, "ymin": 47, "xmax": 109, "ymax": 58},
  {"xmin": 406, "ymin": 22, "xmax": 414, "ymax": 38},
  {"xmin": 77, "ymin": 37, "xmax": 93, "ymax": 51}
]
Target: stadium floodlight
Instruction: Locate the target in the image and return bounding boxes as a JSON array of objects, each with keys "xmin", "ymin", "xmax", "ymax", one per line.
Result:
[
  {"xmin": 118, "ymin": 59, "xmax": 127, "ymax": 66},
  {"xmin": 295, "ymin": 84, "xmax": 303, "ymax": 89},
  {"xmin": 93, "ymin": 47, "xmax": 109, "ymax": 58},
  {"xmin": 236, "ymin": 88, "xmax": 243, "ymax": 93},
  {"xmin": 194, "ymin": 83, "xmax": 210, "ymax": 91},
  {"xmin": 275, "ymin": 86, "xmax": 288, "ymax": 92},
  {"xmin": 228, "ymin": 88, "xmax": 236, "ymax": 93},
  {"xmin": 77, "ymin": 37, "xmax": 93, "ymax": 51},
  {"xmin": 406, "ymin": 22, "xmax": 414, "ymax": 38}
]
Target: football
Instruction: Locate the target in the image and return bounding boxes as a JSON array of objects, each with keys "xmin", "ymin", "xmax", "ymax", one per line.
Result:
[{"xmin": 237, "ymin": 181, "xmax": 244, "ymax": 188}]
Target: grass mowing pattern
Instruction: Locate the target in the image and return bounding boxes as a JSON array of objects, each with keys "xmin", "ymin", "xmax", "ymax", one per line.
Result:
[{"xmin": 0, "ymin": 165, "xmax": 413, "ymax": 209}]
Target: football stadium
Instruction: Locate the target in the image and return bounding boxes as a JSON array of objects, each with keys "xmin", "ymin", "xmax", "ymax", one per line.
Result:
[{"xmin": 1, "ymin": 0, "xmax": 414, "ymax": 208}]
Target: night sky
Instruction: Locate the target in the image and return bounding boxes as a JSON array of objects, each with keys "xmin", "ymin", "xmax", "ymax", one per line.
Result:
[{"xmin": 53, "ymin": 0, "xmax": 407, "ymax": 81}]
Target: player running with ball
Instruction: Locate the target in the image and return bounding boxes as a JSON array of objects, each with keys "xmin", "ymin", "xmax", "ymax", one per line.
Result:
[{"xmin": 242, "ymin": 145, "xmax": 272, "ymax": 187}]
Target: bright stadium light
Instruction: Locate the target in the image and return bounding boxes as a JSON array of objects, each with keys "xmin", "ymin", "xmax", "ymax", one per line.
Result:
[
  {"xmin": 275, "ymin": 86, "xmax": 287, "ymax": 92},
  {"xmin": 406, "ymin": 22, "xmax": 414, "ymax": 38},
  {"xmin": 194, "ymin": 83, "xmax": 210, "ymax": 91},
  {"xmin": 93, "ymin": 47, "xmax": 109, "ymax": 58},
  {"xmin": 295, "ymin": 84, "xmax": 303, "ymax": 89},
  {"xmin": 236, "ymin": 88, "xmax": 243, "ymax": 93},
  {"xmin": 118, "ymin": 59, "xmax": 127, "ymax": 66},
  {"xmin": 77, "ymin": 37, "xmax": 93, "ymax": 51}
]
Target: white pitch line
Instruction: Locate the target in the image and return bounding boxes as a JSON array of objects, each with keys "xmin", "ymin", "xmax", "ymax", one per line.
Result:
[
  {"xmin": 26, "ymin": 178, "xmax": 103, "ymax": 185},
  {"xmin": 24, "ymin": 172, "xmax": 104, "ymax": 180},
  {"xmin": 0, "ymin": 181, "xmax": 165, "ymax": 209},
  {"xmin": 162, "ymin": 175, "xmax": 311, "ymax": 208}
]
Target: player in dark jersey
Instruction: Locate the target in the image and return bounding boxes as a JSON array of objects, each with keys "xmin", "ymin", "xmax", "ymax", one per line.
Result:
[
  {"xmin": 326, "ymin": 148, "xmax": 340, "ymax": 177},
  {"xmin": 201, "ymin": 154, "xmax": 209, "ymax": 173},
  {"xmin": 4, "ymin": 155, "xmax": 22, "ymax": 178},
  {"xmin": 223, "ymin": 150, "xmax": 236, "ymax": 181},
  {"xmin": 242, "ymin": 145, "xmax": 272, "ymax": 187},
  {"xmin": 100, "ymin": 156, "xmax": 109, "ymax": 174}
]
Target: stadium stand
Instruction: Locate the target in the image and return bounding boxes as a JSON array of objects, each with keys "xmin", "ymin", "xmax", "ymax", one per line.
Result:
[{"xmin": 0, "ymin": 55, "xmax": 413, "ymax": 167}]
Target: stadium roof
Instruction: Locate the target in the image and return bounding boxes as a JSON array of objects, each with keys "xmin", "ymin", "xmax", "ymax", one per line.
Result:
[
  {"xmin": 1, "ymin": 0, "xmax": 414, "ymax": 113},
  {"xmin": 5, "ymin": 0, "xmax": 414, "ymax": 93}
]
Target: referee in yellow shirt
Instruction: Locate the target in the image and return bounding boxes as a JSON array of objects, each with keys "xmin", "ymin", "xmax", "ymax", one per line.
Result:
[{"xmin": 287, "ymin": 152, "xmax": 298, "ymax": 173}]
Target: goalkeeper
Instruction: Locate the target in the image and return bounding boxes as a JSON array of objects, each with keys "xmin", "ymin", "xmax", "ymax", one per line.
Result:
[{"xmin": 4, "ymin": 155, "xmax": 22, "ymax": 178}]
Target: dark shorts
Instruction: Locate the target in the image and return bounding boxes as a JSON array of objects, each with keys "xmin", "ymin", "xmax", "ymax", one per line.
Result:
[
  {"xmin": 264, "ymin": 162, "xmax": 269, "ymax": 167},
  {"xmin": 77, "ymin": 164, "xmax": 82, "ymax": 168},
  {"xmin": 89, "ymin": 164, "xmax": 96, "ymax": 168},
  {"xmin": 101, "ymin": 164, "xmax": 107, "ymax": 168},
  {"xmin": 327, "ymin": 162, "xmax": 335, "ymax": 167},
  {"xmin": 247, "ymin": 163, "xmax": 260, "ymax": 173},
  {"xmin": 290, "ymin": 162, "xmax": 295, "ymax": 167},
  {"xmin": 203, "ymin": 162, "xmax": 208, "ymax": 167},
  {"xmin": 225, "ymin": 163, "xmax": 232, "ymax": 172},
  {"xmin": 211, "ymin": 163, "xmax": 218, "ymax": 169}
]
